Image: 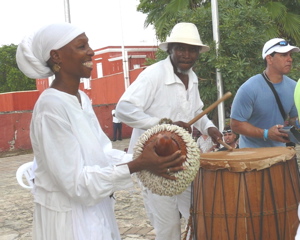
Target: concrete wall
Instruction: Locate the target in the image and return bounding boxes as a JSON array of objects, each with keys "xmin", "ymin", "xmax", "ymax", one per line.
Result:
[
  {"xmin": 0, "ymin": 105, "xmax": 133, "ymax": 153},
  {"xmin": 0, "ymin": 111, "xmax": 32, "ymax": 152},
  {"xmin": 0, "ymin": 68, "xmax": 145, "ymax": 153},
  {"xmin": 0, "ymin": 91, "xmax": 39, "ymax": 112}
]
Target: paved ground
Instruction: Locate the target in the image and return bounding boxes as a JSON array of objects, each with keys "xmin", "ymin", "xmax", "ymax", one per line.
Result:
[
  {"xmin": 1, "ymin": 139, "xmax": 299, "ymax": 240},
  {"xmin": 0, "ymin": 138, "xmax": 186, "ymax": 240}
]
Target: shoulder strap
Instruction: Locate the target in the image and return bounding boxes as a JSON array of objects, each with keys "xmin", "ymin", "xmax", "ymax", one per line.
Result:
[{"xmin": 261, "ymin": 73, "xmax": 286, "ymax": 120}]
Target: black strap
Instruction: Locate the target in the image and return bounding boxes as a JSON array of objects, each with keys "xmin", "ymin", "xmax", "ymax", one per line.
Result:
[{"xmin": 261, "ymin": 73, "xmax": 286, "ymax": 120}]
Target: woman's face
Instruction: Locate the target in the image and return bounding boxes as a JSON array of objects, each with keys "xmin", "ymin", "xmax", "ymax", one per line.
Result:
[{"xmin": 57, "ymin": 33, "xmax": 94, "ymax": 79}]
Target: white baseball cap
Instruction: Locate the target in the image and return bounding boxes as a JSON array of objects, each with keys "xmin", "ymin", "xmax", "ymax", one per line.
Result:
[
  {"xmin": 262, "ymin": 38, "xmax": 300, "ymax": 59},
  {"xmin": 159, "ymin": 22, "xmax": 210, "ymax": 53}
]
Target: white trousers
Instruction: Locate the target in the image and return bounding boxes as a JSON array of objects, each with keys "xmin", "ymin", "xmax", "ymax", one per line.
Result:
[{"xmin": 142, "ymin": 184, "xmax": 192, "ymax": 240}]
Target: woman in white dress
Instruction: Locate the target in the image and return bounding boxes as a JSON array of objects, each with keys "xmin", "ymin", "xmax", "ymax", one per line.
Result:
[{"xmin": 16, "ymin": 22, "xmax": 185, "ymax": 240}]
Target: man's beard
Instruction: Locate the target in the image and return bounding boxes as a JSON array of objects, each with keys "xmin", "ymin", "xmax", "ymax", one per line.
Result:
[{"xmin": 176, "ymin": 67, "xmax": 189, "ymax": 75}]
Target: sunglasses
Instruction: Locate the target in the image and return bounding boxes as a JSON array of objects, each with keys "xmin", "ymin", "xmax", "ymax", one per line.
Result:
[
  {"xmin": 222, "ymin": 130, "xmax": 232, "ymax": 134},
  {"xmin": 264, "ymin": 40, "xmax": 289, "ymax": 54}
]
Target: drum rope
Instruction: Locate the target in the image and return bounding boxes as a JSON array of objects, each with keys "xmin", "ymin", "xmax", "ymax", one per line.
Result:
[
  {"xmin": 201, "ymin": 170, "xmax": 208, "ymax": 239},
  {"xmin": 182, "ymin": 208, "xmax": 194, "ymax": 240},
  {"xmin": 288, "ymin": 158, "xmax": 300, "ymax": 204},
  {"xmin": 243, "ymin": 173, "xmax": 257, "ymax": 239},
  {"xmin": 182, "ymin": 181, "xmax": 195, "ymax": 240},
  {"xmin": 210, "ymin": 171, "xmax": 218, "ymax": 238},
  {"xmin": 221, "ymin": 171, "xmax": 231, "ymax": 240},
  {"xmin": 234, "ymin": 173, "xmax": 242, "ymax": 240},
  {"xmin": 283, "ymin": 163, "xmax": 287, "ymax": 239},
  {"xmin": 267, "ymin": 168, "xmax": 281, "ymax": 240},
  {"xmin": 259, "ymin": 170, "xmax": 265, "ymax": 240}
]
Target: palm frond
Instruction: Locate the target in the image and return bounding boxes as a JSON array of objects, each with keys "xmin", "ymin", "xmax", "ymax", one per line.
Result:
[{"xmin": 265, "ymin": 1, "xmax": 287, "ymax": 19}]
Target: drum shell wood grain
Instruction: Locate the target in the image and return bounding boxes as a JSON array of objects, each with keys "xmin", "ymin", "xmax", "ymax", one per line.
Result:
[{"xmin": 192, "ymin": 147, "xmax": 300, "ymax": 240}]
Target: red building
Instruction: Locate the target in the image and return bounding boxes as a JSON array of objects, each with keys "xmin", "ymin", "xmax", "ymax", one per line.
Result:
[
  {"xmin": 0, "ymin": 45, "xmax": 157, "ymax": 152},
  {"xmin": 92, "ymin": 46, "xmax": 157, "ymax": 78}
]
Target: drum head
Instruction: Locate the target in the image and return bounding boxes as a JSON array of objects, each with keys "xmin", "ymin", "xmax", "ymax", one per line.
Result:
[{"xmin": 200, "ymin": 147, "xmax": 296, "ymax": 172}]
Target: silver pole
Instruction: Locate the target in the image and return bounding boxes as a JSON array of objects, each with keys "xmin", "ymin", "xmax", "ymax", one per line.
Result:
[
  {"xmin": 118, "ymin": 0, "xmax": 130, "ymax": 89},
  {"xmin": 64, "ymin": 0, "xmax": 71, "ymax": 23},
  {"xmin": 49, "ymin": 0, "xmax": 71, "ymax": 85},
  {"xmin": 211, "ymin": 0, "xmax": 225, "ymax": 131}
]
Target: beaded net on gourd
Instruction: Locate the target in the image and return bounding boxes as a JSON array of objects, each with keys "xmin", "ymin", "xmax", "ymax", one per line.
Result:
[{"xmin": 133, "ymin": 124, "xmax": 200, "ymax": 196}]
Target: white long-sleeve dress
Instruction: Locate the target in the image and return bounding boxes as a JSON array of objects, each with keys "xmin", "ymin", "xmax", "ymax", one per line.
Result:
[{"xmin": 30, "ymin": 88, "xmax": 133, "ymax": 240}]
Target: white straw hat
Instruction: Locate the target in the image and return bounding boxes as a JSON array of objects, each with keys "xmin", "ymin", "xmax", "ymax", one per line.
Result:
[
  {"xmin": 262, "ymin": 38, "xmax": 300, "ymax": 59},
  {"xmin": 159, "ymin": 22, "xmax": 210, "ymax": 53}
]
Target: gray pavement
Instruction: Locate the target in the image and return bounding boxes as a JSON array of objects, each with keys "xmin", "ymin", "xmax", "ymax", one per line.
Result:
[
  {"xmin": 1, "ymin": 139, "xmax": 300, "ymax": 240},
  {"xmin": 0, "ymin": 138, "xmax": 186, "ymax": 240}
]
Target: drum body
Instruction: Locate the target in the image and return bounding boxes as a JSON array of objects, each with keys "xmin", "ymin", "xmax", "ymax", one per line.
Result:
[{"xmin": 192, "ymin": 147, "xmax": 300, "ymax": 240}]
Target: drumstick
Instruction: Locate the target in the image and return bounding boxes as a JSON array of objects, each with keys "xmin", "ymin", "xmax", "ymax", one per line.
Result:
[
  {"xmin": 188, "ymin": 91, "xmax": 233, "ymax": 151},
  {"xmin": 188, "ymin": 92, "xmax": 232, "ymax": 126},
  {"xmin": 217, "ymin": 139, "xmax": 233, "ymax": 151}
]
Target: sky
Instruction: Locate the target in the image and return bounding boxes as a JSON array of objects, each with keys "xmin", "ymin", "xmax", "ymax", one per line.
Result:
[{"xmin": 1, "ymin": 0, "xmax": 159, "ymax": 50}]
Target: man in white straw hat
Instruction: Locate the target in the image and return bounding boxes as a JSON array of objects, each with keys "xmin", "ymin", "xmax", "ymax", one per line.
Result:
[
  {"xmin": 116, "ymin": 22, "xmax": 223, "ymax": 240},
  {"xmin": 231, "ymin": 38, "xmax": 300, "ymax": 148}
]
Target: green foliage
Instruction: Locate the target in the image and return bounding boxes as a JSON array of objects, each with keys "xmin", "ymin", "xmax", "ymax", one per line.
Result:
[
  {"xmin": 0, "ymin": 44, "xmax": 36, "ymax": 93},
  {"xmin": 138, "ymin": 0, "xmax": 207, "ymax": 38},
  {"xmin": 139, "ymin": 0, "xmax": 300, "ymax": 119},
  {"xmin": 264, "ymin": 1, "xmax": 300, "ymax": 44}
]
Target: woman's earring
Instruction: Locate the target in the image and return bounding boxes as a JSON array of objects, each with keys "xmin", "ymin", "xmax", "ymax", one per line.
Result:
[{"xmin": 52, "ymin": 63, "xmax": 61, "ymax": 73}]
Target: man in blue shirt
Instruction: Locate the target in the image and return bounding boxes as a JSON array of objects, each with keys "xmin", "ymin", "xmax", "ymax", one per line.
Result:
[{"xmin": 231, "ymin": 38, "xmax": 299, "ymax": 148}]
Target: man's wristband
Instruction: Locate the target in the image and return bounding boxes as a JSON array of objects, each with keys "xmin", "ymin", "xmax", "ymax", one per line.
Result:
[{"xmin": 263, "ymin": 129, "xmax": 268, "ymax": 141}]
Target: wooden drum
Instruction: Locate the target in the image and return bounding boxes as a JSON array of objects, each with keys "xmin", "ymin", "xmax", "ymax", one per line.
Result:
[{"xmin": 192, "ymin": 147, "xmax": 300, "ymax": 240}]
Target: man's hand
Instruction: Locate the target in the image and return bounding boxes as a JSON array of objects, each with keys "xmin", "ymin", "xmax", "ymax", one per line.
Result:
[
  {"xmin": 173, "ymin": 121, "xmax": 191, "ymax": 133},
  {"xmin": 271, "ymin": 124, "xmax": 290, "ymax": 143},
  {"xmin": 207, "ymin": 127, "xmax": 223, "ymax": 146}
]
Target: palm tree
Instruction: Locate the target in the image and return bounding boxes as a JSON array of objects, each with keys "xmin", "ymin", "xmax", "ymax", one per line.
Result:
[
  {"xmin": 138, "ymin": 0, "xmax": 300, "ymax": 45},
  {"xmin": 137, "ymin": 0, "xmax": 207, "ymax": 39},
  {"xmin": 263, "ymin": 1, "xmax": 300, "ymax": 44}
]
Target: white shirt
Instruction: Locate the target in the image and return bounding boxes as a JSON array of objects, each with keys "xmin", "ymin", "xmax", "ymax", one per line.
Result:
[
  {"xmin": 116, "ymin": 56, "xmax": 215, "ymax": 153},
  {"xmin": 196, "ymin": 135, "xmax": 215, "ymax": 153},
  {"xmin": 112, "ymin": 109, "xmax": 121, "ymax": 123},
  {"xmin": 30, "ymin": 88, "xmax": 133, "ymax": 239}
]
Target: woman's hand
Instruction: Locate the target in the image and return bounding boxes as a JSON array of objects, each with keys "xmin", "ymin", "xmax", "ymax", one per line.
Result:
[{"xmin": 128, "ymin": 137, "xmax": 186, "ymax": 180}]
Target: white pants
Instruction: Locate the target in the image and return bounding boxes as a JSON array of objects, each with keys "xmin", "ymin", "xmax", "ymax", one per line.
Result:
[{"xmin": 142, "ymin": 184, "xmax": 192, "ymax": 240}]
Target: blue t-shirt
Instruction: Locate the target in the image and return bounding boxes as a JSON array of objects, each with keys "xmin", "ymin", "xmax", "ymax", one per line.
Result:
[{"xmin": 231, "ymin": 74, "xmax": 297, "ymax": 148}]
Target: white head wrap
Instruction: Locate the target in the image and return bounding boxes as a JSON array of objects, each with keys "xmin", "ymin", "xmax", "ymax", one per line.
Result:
[{"xmin": 16, "ymin": 22, "xmax": 84, "ymax": 79}]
